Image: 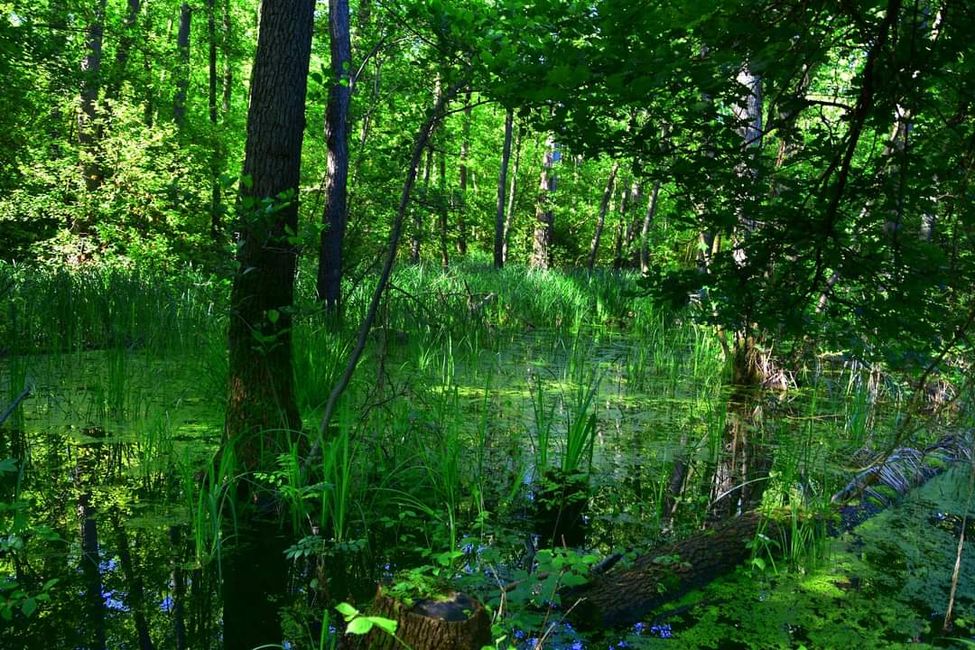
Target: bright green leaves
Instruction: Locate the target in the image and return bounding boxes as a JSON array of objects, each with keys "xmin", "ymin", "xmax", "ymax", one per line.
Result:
[{"xmin": 335, "ymin": 602, "xmax": 398, "ymax": 637}]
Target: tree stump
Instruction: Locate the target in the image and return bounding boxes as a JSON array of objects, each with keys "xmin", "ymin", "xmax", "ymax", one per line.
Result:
[{"xmin": 342, "ymin": 587, "xmax": 491, "ymax": 650}]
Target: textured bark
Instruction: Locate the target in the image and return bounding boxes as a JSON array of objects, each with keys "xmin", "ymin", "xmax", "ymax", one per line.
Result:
[
  {"xmin": 173, "ymin": 4, "xmax": 192, "ymax": 127},
  {"xmin": 344, "ymin": 588, "xmax": 491, "ymax": 650},
  {"xmin": 493, "ymin": 109, "xmax": 513, "ymax": 268},
  {"xmin": 225, "ymin": 0, "xmax": 314, "ymax": 457},
  {"xmin": 317, "ymin": 0, "xmax": 352, "ymax": 311},
  {"xmin": 531, "ymin": 136, "xmax": 557, "ymax": 269},
  {"xmin": 587, "ymin": 161, "xmax": 620, "ymax": 270},
  {"xmin": 78, "ymin": 0, "xmax": 107, "ymax": 196},
  {"xmin": 570, "ymin": 512, "xmax": 777, "ymax": 629},
  {"xmin": 223, "ymin": 5, "xmax": 314, "ymax": 640}
]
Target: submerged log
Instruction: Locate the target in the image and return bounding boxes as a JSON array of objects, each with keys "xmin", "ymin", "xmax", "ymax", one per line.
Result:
[
  {"xmin": 342, "ymin": 587, "xmax": 491, "ymax": 650},
  {"xmin": 569, "ymin": 511, "xmax": 787, "ymax": 629},
  {"xmin": 570, "ymin": 432, "xmax": 972, "ymax": 629}
]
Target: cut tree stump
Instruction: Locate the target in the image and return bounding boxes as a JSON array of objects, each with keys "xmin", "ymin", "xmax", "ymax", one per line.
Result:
[{"xmin": 341, "ymin": 587, "xmax": 491, "ymax": 650}]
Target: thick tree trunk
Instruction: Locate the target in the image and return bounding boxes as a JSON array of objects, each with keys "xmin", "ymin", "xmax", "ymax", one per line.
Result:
[
  {"xmin": 78, "ymin": 0, "xmax": 107, "ymax": 197},
  {"xmin": 493, "ymin": 109, "xmax": 513, "ymax": 268},
  {"xmin": 531, "ymin": 136, "xmax": 557, "ymax": 269},
  {"xmin": 173, "ymin": 4, "xmax": 192, "ymax": 127},
  {"xmin": 223, "ymin": 3, "xmax": 314, "ymax": 647},
  {"xmin": 317, "ymin": 0, "xmax": 352, "ymax": 312},
  {"xmin": 344, "ymin": 588, "xmax": 491, "ymax": 650},
  {"xmin": 587, "ymin": 161, "xmax": 620, "ymax": 270}
]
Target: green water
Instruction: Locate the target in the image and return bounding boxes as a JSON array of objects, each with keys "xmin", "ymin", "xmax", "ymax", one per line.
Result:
[{"xmin": 1, "ymin": 323, "xmax": 970, "ymax": 649}]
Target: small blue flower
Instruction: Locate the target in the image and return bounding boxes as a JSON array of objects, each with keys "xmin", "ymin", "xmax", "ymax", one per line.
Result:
[
  {"xmin": 633, "ymin": 622, "xmax": 646, "ymax": 633},
  {"xmin": 160, "ymin": 596, "xmax": 174, "ymax": 612}
]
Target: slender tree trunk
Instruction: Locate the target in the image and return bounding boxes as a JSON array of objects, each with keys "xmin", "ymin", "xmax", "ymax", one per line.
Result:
[
  {"xmin": 612, "ymin": 181, "xmax": 630, "ymax": 270},
  {"xmin": 531, "ymin": 135, "xmax": 557, "ymax": 269},
  {"xmin": 438, "ymin": 143, "xmax": 449, "ymax": 268},
  {"xmin": 107, "ymin": 0, "xmax": 142, "ymax": 100},
  {"xmin": 112, "ymin": 510, "xmax": 154, "ymax": 650},
  {"xmin": 639, "ymin": 180, "xmax": 661, "ymax": 273},
  {"xmin": 207, "ymin": 0, "xmax": 222, "ymax": 240},
  {"xmin": 493, "ymin": 109, "xmax": 514, "ymax": 268},
  {"xmin": 223, "ymin": 3, "xmax": 314, "ymax": 647},
  {"xmin": 317, "ymin": 0, "xmax": 352, "ymax": 312},
  {"xmin": 222, "ymin": 0, "xmax": 232, "ymax": 113},
  {"xmin": 173, "ymin": 4, "xmax": 192, "ymax": 127},
  {"xmin": 502, "ymin": 123, "xmax": 522, "ymax": 264},
  {"xmin": 622, "ymin": 181, "xmax": 642, "ymax": 263},
  {"xmin": 457, "ymin": 89, "xmax": 473, "ymax": 255},
  {"xmin": 587, "ymin": 161, "xmax": 620, "ymax": 270},
  {"xmin": 411, "ymin": 143, "xmax": 434, "ymax": 264},
  {"xmin": 78, "ymin": 0, "xmax": 107, "ymax": 197},
  {"xmin": 77, "ymin": 443, "xmax": 106, "ymax": 650}
]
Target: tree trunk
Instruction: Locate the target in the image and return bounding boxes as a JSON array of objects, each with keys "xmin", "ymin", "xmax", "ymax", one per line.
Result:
[
  {"xmin": 457, "ymin": 89, "xmax": 473, "ymax": 255},
  {"xmin": 493, "ymin": 108, "xmax": 513, "ymax": 268},
  {"xmin": 207, "ymin": 0, "xmax": 221, "ymax": 240},
  {"xmin": 78, "ymin": 0, "xmax": 107, "ymax": 197},
  {"xmin": 317, "ymin": 0, "xmax": 352, "ymax": 312},
  {"xmin": 438, "ymin": 143, "xmax": 449, "ymax": 268},
  {"xmin": 531, "ymin": 135, "xmax": 557, "ymax": 269},
  {"xmin": 411, "ymin": 143, "xmax": 434, "ymax": 264},
  {"xmin": 612, "ymin": 181, "xmax": 630, "ymax": 270},
  {"xmin": 76, "ymin": 440, "xmax": 106, "ymax": 650},
  {"xmin": 111, "ymin": 510, "xmax": 154, "ymax": 650},
  {"xmin": 639, "ymin": 180, "xmax": 661, "ymax": 274},
  {"xmin": 173, "ymin": 4, "xmax": 192, "ymax": 127},
  {"xmin": 222, "ymin": 0, "xmax": 232, "ymax": 113},
  {"xmin": 502, "ymin": 123, "xmax": 522, "ymax": 265},
  {"xmin": 344, "ymin": 588, "xmax": 491, "ymax": 650},
  {"xmin": 587, "ymin": 161, "xmax": 620, "ymax": 270},
  {"xmin": 107, "ymin": 0, "xmax": 142, "ymax": 100},
  {"xmin": 223, "ymin": 3, "xmax": 314, "ymax": 646}
]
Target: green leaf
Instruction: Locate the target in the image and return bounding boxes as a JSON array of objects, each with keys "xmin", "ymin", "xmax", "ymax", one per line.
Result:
[
  {"xmin": 561, "ymin": 572, "xmax": 588, "ymax": 587},
  {"xmin": 367, "ymin": 616, "xmax": 398, "ymax": 634},
  {"xmin": 21, "ymin": 597, "xmax": 36, "ymax": 617},
  {"xmin": 346, "ymin": 617, "xmax": 374, "ymax": 635},
  {"xmin": 335, "ymin": 602, "xmax": 359, "ymax": 620},
  {"xmin": 267, "ymin": 309, "xmax": 279, "ymax": 324}
]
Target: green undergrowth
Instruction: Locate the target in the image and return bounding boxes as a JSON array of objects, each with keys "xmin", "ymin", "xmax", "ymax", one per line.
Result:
[{"xmin": 637, "ymin": 464, "xmax": 975, "ymax": 649}]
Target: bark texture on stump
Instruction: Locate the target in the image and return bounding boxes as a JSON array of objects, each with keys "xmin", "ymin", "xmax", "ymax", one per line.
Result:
[{"xmin": 343, "ymin": 588, "xmax": 491, "ymax": 650}]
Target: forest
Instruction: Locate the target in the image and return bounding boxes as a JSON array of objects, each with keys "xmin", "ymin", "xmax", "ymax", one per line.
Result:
[{"xmin": 1, "ymin": 0, "xmax": 974, "ymax": 648}]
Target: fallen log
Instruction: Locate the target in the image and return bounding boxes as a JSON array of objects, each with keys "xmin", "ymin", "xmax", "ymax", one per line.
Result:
[{"xmin": 569, "ymin": 432, "xmax": 972, "ymax": 629}]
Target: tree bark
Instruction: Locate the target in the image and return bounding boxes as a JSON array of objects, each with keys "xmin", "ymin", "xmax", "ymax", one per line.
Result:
[
  {"xmin": 317, "ymin": 0, "xmax": 352, "ymax": 312},
  {"xmin": 223, "ymin": 3, "xmax": 314, "ymax": 645},
  {"xmin": 208, "ymin": 0, "xmax": 222, "ymax": 240},
  {"xmin": 457, "ymin": 89, "xmax": 473, "ymax": 255},
  {"xmin": 531, "ymin": 135, "xmax": 557, "ymax": 269},
  {"xmin": 173, "ymin": 4, "xmax": 192, "ymax": 128},
  {"xmin": 222, "ymin": 0, "xmax": 232, "ymax": 113},
  {"xmin": 493, "ymin": 108, "xmax": 513, "ymax": 268},
  {"xmin": 344, "ymin": 588, "xmax": 491, "ymax": 650},
  {"xmin": 107, "ymin": 0, "xmax": 142, "ymax": 100},
  {"xmin": 438, "ymin": 141, "xmax": 449, "ymax": 268},
  {"xmin": 587, "ymin": 161, "xmax": 620, "ymax": 270},
  {"xmin": 78, "ymin": 0, "xmax": 107, "ymax": 197},
  {"xmin": 639, "ymin": 180, "xmax": 661, "ymax": 274},
  {"xmin": 502, "ymin": 123, "xmax": 522, "ymax": 264}
]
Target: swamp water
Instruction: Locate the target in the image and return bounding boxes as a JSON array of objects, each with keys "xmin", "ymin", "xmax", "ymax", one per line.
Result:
[{"xmin": 1, "ymin": 326, "xmax": 972, "ymax": 649}]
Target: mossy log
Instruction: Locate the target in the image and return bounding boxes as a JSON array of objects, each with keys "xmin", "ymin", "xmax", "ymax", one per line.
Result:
[
  {"xmin": 342, "ymin": 587, "xmax": 491, "ymax": 650},
  {"xmin": 569, "ymin": 511, "xmax": 787, "ymax": 629},
  {"xmin": 569, "ymin": 432, "xmax": 972, "ymax": 629}
]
